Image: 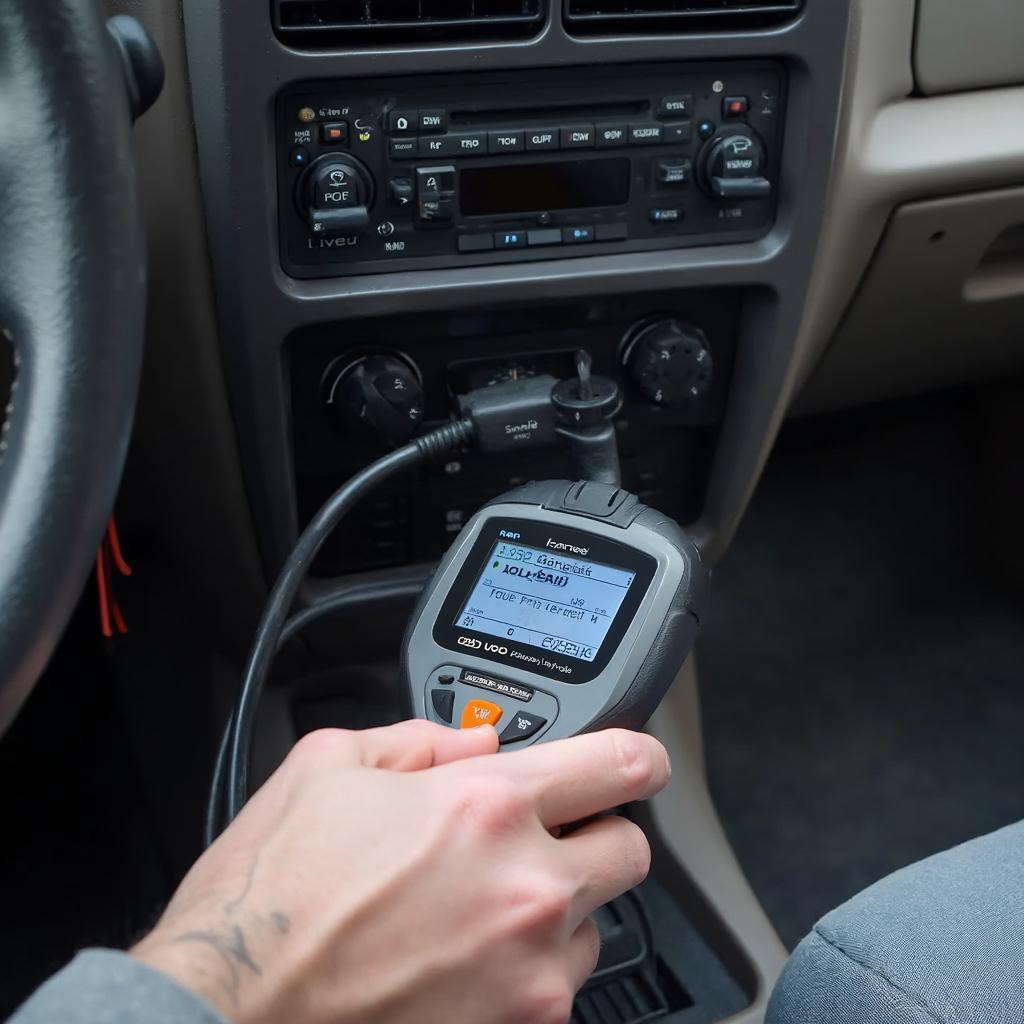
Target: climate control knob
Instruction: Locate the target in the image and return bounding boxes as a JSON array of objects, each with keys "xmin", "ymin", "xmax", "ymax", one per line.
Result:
[
  {"xmin": 323, "ymin": 353, "xmax": 423, "ymax": 447},
  {"xmin": 696, "ymin": 126, "xmax": 771, "ymax": 200},
  {"xmin": 300, "ymin": 155, "xmax": 375, "ymax": 237},
  {"xmin": 623, "ymin": 320, "xmax": 714, "ymax": 407}
]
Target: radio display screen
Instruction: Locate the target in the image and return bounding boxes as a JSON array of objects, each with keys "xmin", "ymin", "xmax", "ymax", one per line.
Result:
[
  {"xmin": 459, "ymin": 159, "xmax": 631, "ymax": 217},
  {"xmin": 454, "ymin": 540, "xmax": 638, "ymax": 663}
]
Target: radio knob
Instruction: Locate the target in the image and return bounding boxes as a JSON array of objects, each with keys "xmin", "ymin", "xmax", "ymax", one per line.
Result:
[
  {"xmin": 300, "ymin": 155, "xmax": 375, "ymax": 236},
  {"xmin": 696, "ymin": 126, "xmax": 771, "ymax": 200},
  {"xmin": 624, "ymin": 320, "xmax": 713, "ymax": 406},
  {"xmin": 323, "ymin": 353, "xmax": 424, "ymax": 447}
]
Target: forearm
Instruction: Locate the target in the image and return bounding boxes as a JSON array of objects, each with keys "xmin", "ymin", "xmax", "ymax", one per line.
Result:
[{"xmin": 7, "ymin": 950, "xmax": 229, "ymax": 1024}]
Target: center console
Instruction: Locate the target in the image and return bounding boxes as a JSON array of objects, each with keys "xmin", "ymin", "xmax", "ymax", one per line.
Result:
[
  {"xmin": 289, "ymin": 288, "xmax": 739, "ymax": 576},
  {"xmin": 278, "ymin": 63, "xmax": 785, "ymax": 278},
  {"xmin": 177, "ymin": 0, "xmax": 855, "ymax": 1016},
  {"xmin": 277, "ymin": 62, "xmax": 785, "ymax": 581}
]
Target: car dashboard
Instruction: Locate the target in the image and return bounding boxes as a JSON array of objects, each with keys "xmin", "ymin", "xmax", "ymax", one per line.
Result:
[{"xmin": 102, "ymin": 0, "xmax": 1024, "ymax": 1019}]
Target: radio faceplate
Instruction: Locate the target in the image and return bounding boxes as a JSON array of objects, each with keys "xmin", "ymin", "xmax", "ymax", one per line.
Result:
[{"xmin": 277, "ymin": 63, "xmax": 785, "ymax": 279}]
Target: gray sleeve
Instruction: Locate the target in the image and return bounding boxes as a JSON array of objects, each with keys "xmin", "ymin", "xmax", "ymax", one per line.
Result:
[
  {"xmin": 7, "ymin": 949, "xmax": 231, "ymax": 1024},
  {"xmin": 767, "ymin": 820, "xmax": 1024, "ymax": 1024}
]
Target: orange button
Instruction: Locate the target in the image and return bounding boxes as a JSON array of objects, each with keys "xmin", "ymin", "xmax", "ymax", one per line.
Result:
[{"xmin": 460, "ymin": 699, "xmax": 503, "ymax": 730}]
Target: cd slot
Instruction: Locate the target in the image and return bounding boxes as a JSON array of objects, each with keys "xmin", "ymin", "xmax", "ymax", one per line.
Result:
[{"xmin": 450, "ymin": 100, "xmax": 648, "ymax": 128}]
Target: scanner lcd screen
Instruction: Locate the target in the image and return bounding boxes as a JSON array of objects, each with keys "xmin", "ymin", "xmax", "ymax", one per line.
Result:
[{"xmin": 455, "ymin": 540, "xmax": 637, "ymax": 663}]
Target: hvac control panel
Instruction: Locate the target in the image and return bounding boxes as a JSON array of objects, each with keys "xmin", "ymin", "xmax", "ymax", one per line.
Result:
[{"xmin": 277, "ymin": 62, "xmax": 785, "ymax": 278}]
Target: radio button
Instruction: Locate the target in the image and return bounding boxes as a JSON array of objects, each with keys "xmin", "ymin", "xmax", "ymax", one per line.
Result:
[
  {"xmin": 649, "ymin": 207, "xmax": 683, "ymax": 223},
  {"xmin": 452, "ymin": 131, "xmax": 487, "ymax": 156},
  {"xmin": 494, "ymin": 230, "xmax": 526, "ymax": 249},
  {"xmin": 663, "ymin": 121, "xmax": 692, "ymax": 144},
  {"xmin": 562, "ymin": 225, "xmax": 594, "ymax": 244},
  {"xmin": 457, "ymin": 234, "xmax": 495, "ymax": 253},
  {"xmin": 416, "ymin": 165, "xmax": 456, "ymax": 224},
  {"xmin": 526, "ymin": 129, "xmax": 559, "ymax": 152},
  {"xmin": 560, "ymin": 124, "xmax": 595, "ymax": 149},
  {"xmin": 416, "ymin": 166, "xmax": 455, "ymax": 193},
  {"xmin": 595, "ymin": 222, "xmax": 628, "ymax": 241},
  {"xmin": 595, "ymin": 124, "xmax": 628, "ymax": 148},
  {"xmin": 723, "ymin": 96, "xmax": 750, "ymax": 119},
  {"xmin": 420, "ymin": 196, "xmax": 454, "ymax": 222},
  {"xmin": 527, "ymin": 228, "xmax": 562, "ymax": 247},
  {"xmin": 423, "ymin": 195, "xmax": 456, "ymax": 222},
  {"xmin": 419, "ymin": 135, "xmax": 456, "ymax": 157},
  {"xmin": 658, "ymin": 95, "xmax": 694, "ymax": 118},
  {"xmin": 629, "ymin": 123, "xmax": 665, "ymax": 145},
  {"xmin": 313, "ymin": 164, "xmax": 359, "ymax": 208},
  {"xmin": 488, "ymin": 130, "xmax": 525, "ymax": 154},
  {"xmin": 418, "ymin": 108, "xmax": 447, "ymax": 131},
  {"xmin": 388, "ymin": 176, "xmax": 414, "ymax": 208},
  {"xmin": 389, "ymin": 137, "xmax": 419, "ymax": 159},
  {"xmin": 320, "ymin": 121, "xmax": 349, "ymax": 145},
  {"xmin": 387, "ymin": 110, "xmax": 417, "ymax": 134},
  {"xmin": 655, "ymin": 158, "xmax": 691, "ymax": 185}
]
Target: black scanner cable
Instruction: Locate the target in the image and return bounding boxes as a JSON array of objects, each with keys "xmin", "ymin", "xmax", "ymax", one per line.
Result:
[
  {"xmin": 223, "ymin": 421, "xmax": 473, "ymax": 828},
  {"xmin": 204, "ymin": 571, "xmax": 431, "ymax": 847}
]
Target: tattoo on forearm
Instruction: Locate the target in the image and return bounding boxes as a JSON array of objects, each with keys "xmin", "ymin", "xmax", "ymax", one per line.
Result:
[
  {"xmin": 172, "ymin": 855, "xmax": 291, "ymax": 1006},
  {"xmin": 224, "ymin": 853, "xmax": 260, "ymax": 916},
  {"xmin": 176, "ymin": 925, "xmax": 261, "ymax": 1004}
]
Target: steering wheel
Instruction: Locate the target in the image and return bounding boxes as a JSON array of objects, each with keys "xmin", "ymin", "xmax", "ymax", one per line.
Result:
[{"xmin": 0, "ymin": 0, "xmax": 148, "ymax": 734}]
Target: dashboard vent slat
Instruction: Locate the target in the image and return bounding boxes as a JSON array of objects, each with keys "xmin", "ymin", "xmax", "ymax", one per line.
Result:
[
  {"xmin": 274, "ymin": 0, "xmax": 545, "ymax": 46},
  {"xmin": 564, "ymin": 0, "xmax": 801, "ymax": 34}
]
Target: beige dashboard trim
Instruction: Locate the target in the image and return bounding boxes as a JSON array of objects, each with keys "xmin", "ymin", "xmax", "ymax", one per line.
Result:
[
  {"xmin": 647, "ymin": 658, "xmax": 789, "ymax": 1024},
  {"xmin": 697, "ymin": 0, "xmax": 1024, "ymax": 561}
]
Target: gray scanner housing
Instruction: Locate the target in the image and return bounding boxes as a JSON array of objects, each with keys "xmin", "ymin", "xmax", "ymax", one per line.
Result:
[{"xmin": 401, "ymin": 480, "xmax": 708, "ymax": 746}]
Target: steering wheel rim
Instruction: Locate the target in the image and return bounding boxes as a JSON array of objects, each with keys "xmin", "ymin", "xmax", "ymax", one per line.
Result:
[{"xmin": 0, "ymin": 0, "xmax": 146, "ymax": 733}]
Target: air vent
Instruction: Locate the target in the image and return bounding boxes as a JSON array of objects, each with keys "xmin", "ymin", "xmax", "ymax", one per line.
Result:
[
  {"xmin": 274, "ymin": 1, "xmax": 545, "ymax": 47},
  {"xmin": 564, "ymin": 0, "xmax": 801, "ymax": 35}
]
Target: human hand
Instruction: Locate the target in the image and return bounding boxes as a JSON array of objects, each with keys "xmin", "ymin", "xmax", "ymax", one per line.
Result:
[{"xmin": 131, "ymin": 720, "xmax": 670, "ymax": 1024}]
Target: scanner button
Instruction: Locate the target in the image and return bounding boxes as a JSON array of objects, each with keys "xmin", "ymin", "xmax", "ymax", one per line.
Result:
[
  {"xmin": 461, "ymin": 700, "xmax": 503, "ymax": 729},
  {"xmin": 500, "ymin": 711, "xmax": 548, "ymax": 745},
  {"xmin": 431, "ymin": 689, "xmax": 455, "ymax": 724}
]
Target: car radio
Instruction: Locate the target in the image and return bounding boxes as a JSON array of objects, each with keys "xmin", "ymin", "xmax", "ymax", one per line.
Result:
[{"xmin": 277, "ymin": 62, "xmax": 785, "ymax": 279}]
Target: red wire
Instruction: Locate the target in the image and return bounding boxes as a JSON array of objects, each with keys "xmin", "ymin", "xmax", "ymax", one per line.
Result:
[
  {"xmin": 96, "ymin": 517, "xmax": 131, "ymax": 637},
  {"xmin": 110, "ymin": 595, "xmax": 128, "ymax": 636},
  {"xmin": 107, "ymin": 517, "xmax": 132, "ymax": 576},
  {"xmin": 95, "ymin": 549, "xmax": 113, "ymax": 638},
  {"xmin": 102, "ymin": 545, "xmax": 128, "ymax": 636}
]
